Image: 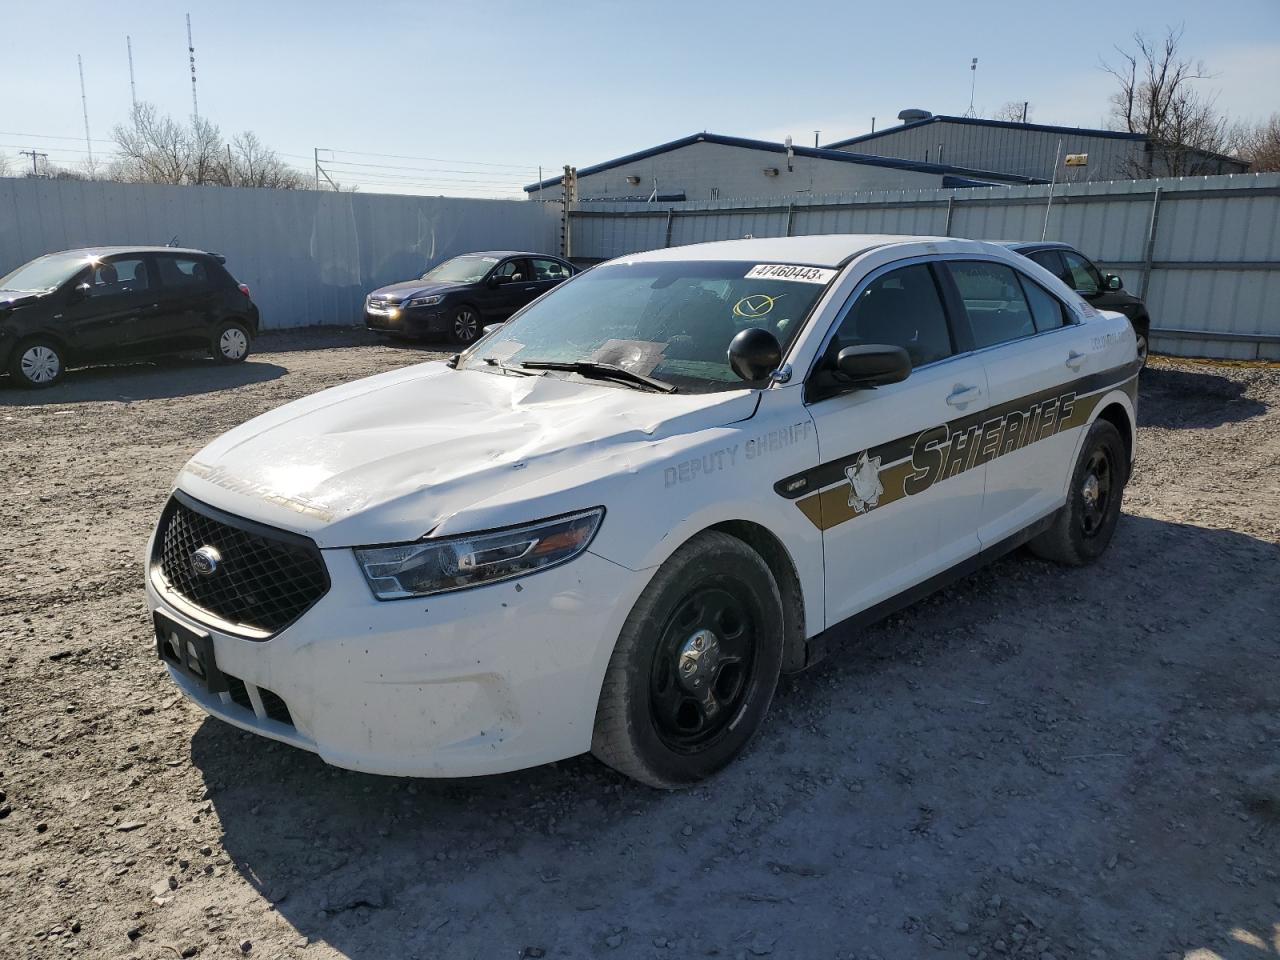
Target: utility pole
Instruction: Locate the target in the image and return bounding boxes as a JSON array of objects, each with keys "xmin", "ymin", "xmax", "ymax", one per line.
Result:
[
  {"xmin": 186, "ymin": 13, "xmax": 199, "ymax": 119},
  {"xmin": 20, "ymin": 150, "xmax": 48, "ymax": 176},
  {"xmin": 314, "ymin": 147, "xmax": 320, "ymax": 190},
  {"xmin": 226, "ymin": 143, "xmax": 234, "ymax": 186},
  {"xmin": 127, "ymin": 36, "xmax": 138, "ymax": 110},
  {"xmin": 77, "ymin": 55, "xmax": 93, "ymax": 167},
  {"xmin": 1022, "ymin": 100, "xmax": 1028, "ymax": 123}
]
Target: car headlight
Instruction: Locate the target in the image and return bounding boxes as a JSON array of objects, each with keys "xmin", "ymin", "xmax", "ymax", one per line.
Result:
[
  {"xmin": 354, "ymin": 508, "xmax": 604, "ymax": 600},
  {"xmin": 406, "ymin": 294, "xmax": 444, "ymax": 308}
]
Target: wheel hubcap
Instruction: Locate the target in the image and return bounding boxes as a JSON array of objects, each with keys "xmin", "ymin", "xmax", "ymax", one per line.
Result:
[
  {"xmin": 220, "ymin": 328, "xmax": 247, "ymax": 359},
  {"xmin": 651, "ymin": 584, "xmax": 755, "ymax": 752},
  {"xmin": 455, "ymin": 311, "xmax": 478, "ymax": 341},
  {"xmin": 20, "ymin": 346, "xmax": 60, "ymax": 383},
  {"xmin": 1079, "ymin": 448, "xmax": 1113, "ymax": 537}
]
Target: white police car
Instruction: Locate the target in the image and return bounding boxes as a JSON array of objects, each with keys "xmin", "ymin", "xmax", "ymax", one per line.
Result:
[{"xmin": 146, "ymin": 235, "xmax": 1138, "ymax": 788}]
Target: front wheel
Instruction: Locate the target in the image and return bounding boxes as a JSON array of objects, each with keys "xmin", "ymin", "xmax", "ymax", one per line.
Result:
[
  {"xmin": 1029, "ymin": 419, "xmax": 1128, "ymax": 566},
  {"xmin": 213, "ymin": 321, "xmax": 251, "ymax": 363},
  {"xmin": 10, "ymin": 338, "xmax": 66, "ymax": 388},
  {"xmin": 591, "ymin": 531, "xmax": 785, "ymax": 788},
  {"xmin": 447, "ymin": 305, "xmax": 481, "ymax": 346}
]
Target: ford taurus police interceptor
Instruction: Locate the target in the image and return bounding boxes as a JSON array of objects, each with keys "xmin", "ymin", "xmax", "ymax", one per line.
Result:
[{"xmin": 146, "ymin": 235, "xmax": 1139, "ymax": 788}]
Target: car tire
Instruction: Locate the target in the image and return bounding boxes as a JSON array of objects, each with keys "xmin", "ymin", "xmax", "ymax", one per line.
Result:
[
  {"xmin": 447, "ymin": 305, "xmax": 481, "ymax": 346},
  {"xmin": 212, "ymin": 321, "xmax": 252, "ymax": 364},
  {"xmin": 1028, "ymin": 419, "xmax": 1128, "ymax": 566},
  {"xmin": 591, "ymin": 530, "xmax": 785, "ymax": 789},
  {"xmin": 9, "ymin": 338, "xmax": 66, "ymax": 389}
]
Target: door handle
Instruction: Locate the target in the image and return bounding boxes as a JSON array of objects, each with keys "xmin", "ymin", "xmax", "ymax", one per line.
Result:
[
  {"xmin": 946, "ymin": 384, "xmax": 982, "ymax": 407},
  {"xmin": 523, "ymin": 286, "xmax": 537, "ymax": 292},
  {"xmin": 1065, "ymin": 351, "xmax": 1086, "ymax": 370}
]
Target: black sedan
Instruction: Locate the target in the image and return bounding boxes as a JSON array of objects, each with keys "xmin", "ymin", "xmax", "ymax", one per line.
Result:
[
  {"xmin": 364, "ymin": 251, "xmax": 576, "ymax": 346},
  {"xmin": 1004, "ymin": 241, "xmax": 1152, "ymax": 365},
  {"xmin": 0, "ymin": 246, "xmax": 260, "ymax": 388}
]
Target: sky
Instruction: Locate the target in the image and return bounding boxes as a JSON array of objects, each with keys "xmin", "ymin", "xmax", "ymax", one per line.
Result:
[{"xmin": 2, "ymin": 0, "xmax": 1277, "ymax": 198}]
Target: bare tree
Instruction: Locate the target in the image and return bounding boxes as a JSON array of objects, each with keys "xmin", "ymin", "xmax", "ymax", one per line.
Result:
[
  {"xmin": 1102, "ymin": 25, "xmax": 1231, "ymax": 176},
  {"xmin": 1230, "ymin": 114, "xmax": 1280, "ymax": 172},
  {"xmin": 0, "ymin": 153, "xmax": 11, "ymax": 177},
  {"xmin": 993, "ymin": 101, "xmax": 1032, "ymax": 123},
  {"xmin": 111, "ymin": 102, "xmax": 306, "ymax": 188}
]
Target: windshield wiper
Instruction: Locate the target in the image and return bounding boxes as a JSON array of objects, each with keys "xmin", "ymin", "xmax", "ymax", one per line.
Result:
[
  {"xmin": 520, "ymin": 360, "xmax": 677, "ymax": 393},
  {"xmin": 480, "ymin": 356, "xmax": 535, "ymax": 376}
]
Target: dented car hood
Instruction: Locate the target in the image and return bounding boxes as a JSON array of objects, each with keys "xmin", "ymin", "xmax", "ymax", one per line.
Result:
[{"xmin": 177, "ymin": 361, "xmax": 757, "ymax": 547}]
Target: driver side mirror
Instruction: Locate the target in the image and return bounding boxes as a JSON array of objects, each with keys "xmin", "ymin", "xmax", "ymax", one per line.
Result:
[
  {"xmin": 70, "ymin": 282, "xmax": 91, "ymax": 302},
  {"xmin": 488, "ymin": 274, "xmax": 509, "ymax": 289},
  {"xmin": 835, "ymin": 344, "xmax": 912, "ymax": 388},
  {"xmin": 1104, "ymin": 274, "xmax": 1123, "ymax": 291}
]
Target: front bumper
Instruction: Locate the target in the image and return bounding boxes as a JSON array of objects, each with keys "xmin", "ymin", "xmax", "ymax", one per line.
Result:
[
  {"xmin": 364, "ymin": 306, "xmax": 447, "ymax": 336},
  {"xmin": 146, "ymin": 544, "xmax": 649, "ymax": 777}
]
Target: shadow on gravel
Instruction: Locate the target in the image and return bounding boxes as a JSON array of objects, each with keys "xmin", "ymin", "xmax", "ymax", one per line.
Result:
[
  {"xmin": 0, "ymin": 357, "xmax": 286, "ymax": 404},
  {"xmin": 256, "ymin": 326, "xmax": 452, "ymax": 356},
  {"xmin": 1138, "ymin": 365, "xmax": 1267, "ymax": 428},
  {"xmin": 188, "ymin": 515, "xmax": 1280, "ymax": 959}
]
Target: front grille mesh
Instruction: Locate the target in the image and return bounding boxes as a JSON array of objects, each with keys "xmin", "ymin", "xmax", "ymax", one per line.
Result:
[{"xmin": 155, "ymin": 496, "xmax": 329, "ymax": 635}]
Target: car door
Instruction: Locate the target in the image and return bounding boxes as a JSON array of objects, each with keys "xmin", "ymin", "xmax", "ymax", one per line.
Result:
[
  {"xmin": 477, "ymin": 258, "xmax": 533, "ymax": 320},
  {"xmin": 57, "ymin": 256, "xmax": 157, "ymax": 359},
  {"xmin": 943, "ymin": 258, "xmax": 1094, "ymax": 545},
  {"xmin": 143, "ymin": 254, "xmax": 221, "ymax": 354},
  {"xmin": 799, "ymin": 259, "xmax": 988, "ymax": 626}
]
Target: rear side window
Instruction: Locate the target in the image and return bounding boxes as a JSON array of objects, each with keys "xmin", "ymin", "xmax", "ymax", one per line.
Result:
[
  {"xmin": 156, "ymin": 256, "xmax": 212, "ymax": 288},
  {"xmin": 531, "ymin": 258, "xmax": 571, "ymax": 281},
  {"xmin": 947, "ymin": 261, "xmax": 1035, "ymax": 349},
  {"xmin": 1018, "ymin": 275, "xmax": 1069, "ymax": 332},
  {"xmin": 830, "ymin": 263, "xmax": 953, "ymax": 368},
  {"xmin": 1061, "ymin": 251, "xmax": 1102, "ymax": 295},
  {"xmin": 1027, "ymin": 249, "xmax": 1065, "ymax": 278}
]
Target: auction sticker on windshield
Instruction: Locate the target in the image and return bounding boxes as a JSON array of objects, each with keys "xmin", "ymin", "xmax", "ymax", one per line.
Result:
[{"xmin": 745, "ymin": 264, "xmax": 837, "ymax": 284}]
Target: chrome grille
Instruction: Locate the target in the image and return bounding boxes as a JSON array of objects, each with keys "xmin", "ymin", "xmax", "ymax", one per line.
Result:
[{"xmin": 153, "ymin": 494, "xmax": 329, "ymax": 636}]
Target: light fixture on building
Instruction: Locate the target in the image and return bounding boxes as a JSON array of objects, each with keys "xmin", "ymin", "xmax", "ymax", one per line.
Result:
[
  {"xmin": 625, "ymin": 175, "xmax": 641, "ymax": 185},
  {"xmin": 763, "ymin": 167, "xmax": 779, "ymax": 177}
]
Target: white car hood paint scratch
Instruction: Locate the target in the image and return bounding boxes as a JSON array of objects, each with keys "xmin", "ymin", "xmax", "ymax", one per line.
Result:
[{"xmin": 178, "ymin": 360, "xmax": 757, "ymax": 547}]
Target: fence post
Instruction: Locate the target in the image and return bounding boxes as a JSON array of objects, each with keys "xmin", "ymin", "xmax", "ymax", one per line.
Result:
[
  {"xmin": 785, "ymin": 204, "xmax": 795, "ymax": 237},
  {"xmin": 1140, "ymin": 186, "xmax": 1163, "ymax": 300},
  {"xmin": 943, "ymin": 196, "xmax": 955, "ymax": 237},
  {"xmin": 664, "ymin": 209, "xmax": 675, "ymax": 248}
]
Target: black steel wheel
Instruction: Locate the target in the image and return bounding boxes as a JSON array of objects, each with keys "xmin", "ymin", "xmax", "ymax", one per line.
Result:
[
  {"xmin": 592, "ymin": 531, "xmax": 784, "ymax": 788},
  {"xmin": 448, "ymin": 306, "xmax": 480, "ymax": 346},
  {"xmin": 1029, "ymin": 418, "xmax": 1128, "ymax": 566}
]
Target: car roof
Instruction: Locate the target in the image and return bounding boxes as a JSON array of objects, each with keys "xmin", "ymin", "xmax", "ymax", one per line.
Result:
[
  {"xmin": 455, "ymin": 250, "xmax": 564, "ymax": 260},
  {"xmin": 617, "ymin": 234, "xmax": 996, "ymax": 268},
  {"xmin": 999, "ymin": 240, "xmax": 1074, "ymax": 253},
  {"xmin": 46, "ymin": 246, "xmax": 220, "ymax": 258}
]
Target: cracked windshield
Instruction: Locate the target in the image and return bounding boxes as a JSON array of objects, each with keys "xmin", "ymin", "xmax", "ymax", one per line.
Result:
[{"xmin": 466, "ymin": 260, "xmax": 834, "ymax": 392}]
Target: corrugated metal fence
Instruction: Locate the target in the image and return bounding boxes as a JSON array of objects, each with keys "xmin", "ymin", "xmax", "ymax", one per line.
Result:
[
  {"xmin": 570, "ymin": 173, "xmax": 1280, "ymax": 360},
  {"xmin": 0, "ymin": 178, "xmax": 561, "ymax": 329}
]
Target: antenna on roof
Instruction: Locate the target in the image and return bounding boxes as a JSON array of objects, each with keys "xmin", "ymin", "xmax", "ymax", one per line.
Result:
[
  {"xmin": 186, "ymin": 13, "xmax": 199, "ymax": 119},
  {"xmin": 964, "ymin": 57, "xmax": 978, "ymax": 118},
  {"xmin": 127, "ymin": 36, "xmax": 137, "ymax": 110},
  {"xmin": 784, "ymin": 135, "xmax": 793, "ymax": 171}
]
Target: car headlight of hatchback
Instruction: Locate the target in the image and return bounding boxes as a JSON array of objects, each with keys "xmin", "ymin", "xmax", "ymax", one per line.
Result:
[
  {"xmin": 355, "ymin": 508, "xmax": 604, "ymax": 600},
  {"xmin": 406, "ymin": 294, "xmax": 444, "ymax": 308}
]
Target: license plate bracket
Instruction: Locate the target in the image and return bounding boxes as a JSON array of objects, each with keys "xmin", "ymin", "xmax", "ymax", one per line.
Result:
[{"xmin": 155, "ymin": 610, "xmax": 228, "ymax": 694}]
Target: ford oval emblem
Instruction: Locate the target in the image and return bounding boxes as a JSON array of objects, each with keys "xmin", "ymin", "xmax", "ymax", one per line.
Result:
[{"xmin": 190, "ymin": 545, "xmax": 222, "ymax": 577}]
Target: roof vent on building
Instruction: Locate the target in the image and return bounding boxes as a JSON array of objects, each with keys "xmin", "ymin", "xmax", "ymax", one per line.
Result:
[{"xmin": 897, "ymin": 109, "xmax": 932, "ymax": 123}]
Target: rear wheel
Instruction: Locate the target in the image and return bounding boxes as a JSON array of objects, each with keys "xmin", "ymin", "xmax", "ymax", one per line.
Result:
[
  {"xmin": 1029, "ymin": 419, "xmax": 1128, "ymax": 566},
  {"xmin": 213, "ymin": 321, "xmax": 251, "ymax": 363},
  {"xmin": 591, "ymin": 531, "xmax": 784, "ymax": 788},
  {"xmin": 447, "ymin": 306, "xmax": 481, "ymax": 346},
  {"xmin": 10, "ymin": 338, "xmax": 65, "ymax": 389}
]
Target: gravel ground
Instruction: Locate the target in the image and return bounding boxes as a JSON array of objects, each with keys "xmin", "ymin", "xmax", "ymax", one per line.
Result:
[{"xmin": 1, "ymin": 331, "xmax": 1277, "ymax": 960}]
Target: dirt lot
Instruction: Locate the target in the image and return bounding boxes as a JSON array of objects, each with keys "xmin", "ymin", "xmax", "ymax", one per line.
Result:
[{"xmin": 1, "ymin": 331, "xmax": 1278, "ymax": 960}]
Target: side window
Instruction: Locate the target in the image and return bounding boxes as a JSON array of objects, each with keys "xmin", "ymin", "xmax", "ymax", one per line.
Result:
[
  {"xmin": 495, "ymin": 259, "xmax": 527, "ymax": 282},
  {"xmin": 829, "ymin": 263, "xmax": 953, "ymax": 368},
  {"xmin": 948, "ymin": 260, "xmax": 1036, "ymax": 349},
  {"xmin": 531, "ymin": 258, "xmax": 570, "ymax": 281},
  {"xmin": 1061, "ymin": 251, "xmax": 1102, "ymax": 295},
  {"xmin": 156, "ymin": 256, "xmax": 211, "ymax": 289},
  {"xmin": 1028, "ymin": 249, "xmax": 1065, "ymax": 277},
  {"xmin": 86, "ymin": 257, "xmax": 150, "ymax": 297},
  {"xmin": 1018, "ymin": 275, "xmax": 1069, "ymax": 332}
]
